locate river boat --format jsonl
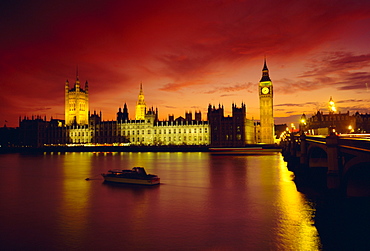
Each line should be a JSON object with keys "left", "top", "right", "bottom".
{"left": 101, "top": 167, "right": 160, "bottom": 185}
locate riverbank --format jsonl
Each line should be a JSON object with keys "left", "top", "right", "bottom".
{"left": 0, "top": 145, "right": 210, "bottom": 154}
{"left": 0, "top": 144, "right": 282, "bottom": 154}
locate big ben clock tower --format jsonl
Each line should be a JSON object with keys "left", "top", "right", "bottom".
{"left": 259, "top": 59, "right": 275, "bottom": 144}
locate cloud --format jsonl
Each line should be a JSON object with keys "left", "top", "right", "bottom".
{"left": 205, "top": 82, "right": 255, "bottom": 94}
{"left": 1, "top": 0, "right": 370, "bottom": 126}
{"left": 297, "top": 51, "right": 370, "bottom": 91}
{"left": 275, "top": 79, "right": 322, "bottom": 94}
{"left": 159, "top": 81, "right": 203, "bottom": 92}
{"left": 336, "top": 99, "right": 367, "bottom": 104}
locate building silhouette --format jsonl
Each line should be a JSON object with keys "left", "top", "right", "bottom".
{"left": 207, "top": 103, "right": 255, "bottom": 147}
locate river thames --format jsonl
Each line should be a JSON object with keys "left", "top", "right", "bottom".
{"left": 0, "top": 152, "right": 369, "bottom": 250}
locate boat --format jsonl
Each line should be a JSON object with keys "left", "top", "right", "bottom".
{"left": 101, "top": 167, "right": 160, "bottom": 185}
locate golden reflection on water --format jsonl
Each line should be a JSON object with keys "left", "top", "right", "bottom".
{"left": 59, "top": 152, "right": 93, "bottom": 246}
{"left": 275, "top": 157, "right": 321, "bottom": 251}
{"left": 37, "top": 152, "right": 323, "bottom": 250}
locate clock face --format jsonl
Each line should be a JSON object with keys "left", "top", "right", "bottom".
{"left": 262, "top": 87, "right": 269, "bottom": 94}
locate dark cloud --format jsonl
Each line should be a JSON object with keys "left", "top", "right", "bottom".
{"left": 297, "top": 52, "right": 370, "bottom": 91}
{"left": 275, "top": 79, "right": 322, "bottom": 94}
{"left": 1, "top": 0, "right": 370, "bottom": 126}
{"left": 275, "top": 101, "right": 322, "bottom": 107}
{"left": 336, "top": 99, "right": 367, "bottom": 103}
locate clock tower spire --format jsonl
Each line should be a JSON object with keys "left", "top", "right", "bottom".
{"left": 135, "top": 82, "right": 146, "bottom": 120}
{"left": 260, "top": 58, "right": 271, "bottom": 82}
{"left": 259, "top": 58, "right": 274, "bottom": 144}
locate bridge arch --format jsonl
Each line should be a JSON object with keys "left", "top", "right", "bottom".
{"left": 306, "top": 145, "right": 328, "bottom": 188}
{"left": 343, "top": 160, "right": 370, "bottom": 197}
{"left": 307, "top": 145, "right": 327, "bottom": 168}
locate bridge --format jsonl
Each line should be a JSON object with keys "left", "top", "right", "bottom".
{"left": 281, "top": 133, "right": 370, "bottom": 197}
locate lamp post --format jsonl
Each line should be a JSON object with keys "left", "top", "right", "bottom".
{"left": 299, "top": 114, "right": 307, "bottom": 134}
{"left": 348, "top": 125, "right": 354, "bottom": 134}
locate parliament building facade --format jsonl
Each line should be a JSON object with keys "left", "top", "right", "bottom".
{"left": 16, "top": 61, "right": 277, "bottom": 148}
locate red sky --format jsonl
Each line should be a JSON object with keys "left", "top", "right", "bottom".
{"left": 1, "top": 0, "right": 370, "bottom": 128}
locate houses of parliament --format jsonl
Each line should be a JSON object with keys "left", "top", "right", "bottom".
{"left": 8, "top": 59, "right": 369, "bottom": 148}
{"left": 8, "top": 60, "right": 273, "bottom": 148}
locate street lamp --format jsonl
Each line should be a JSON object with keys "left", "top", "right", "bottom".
{"left": 348, "top": 125, "right": 354, "bottom": 133}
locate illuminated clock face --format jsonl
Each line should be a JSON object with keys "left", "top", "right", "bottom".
{"left": 262, "top": 87, "right": 269, "bottom": 94}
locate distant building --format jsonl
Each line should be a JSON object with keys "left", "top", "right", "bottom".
{"left": 303, "top": 97, "right": 358, "bottom": 135}
{"left": 18, "top": 116, "right": 67, "bottom": 147}
{"left": 354, "top": 112, "right": 370, "bottom": 133}
{"left": 0, "top": 125, "right": 19, "bottom": 147}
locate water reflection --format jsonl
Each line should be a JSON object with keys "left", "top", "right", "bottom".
{"left": 2, "top": 152, "right": 363, "bottom": 250}
{"left": 59, "top": 152, "right": 93, "bottom": 248}
{"left": 275, "top": 158, "right": 321, "bottom": 250}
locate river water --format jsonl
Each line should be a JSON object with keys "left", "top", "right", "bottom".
{"left": 0, "top": 152, "right": 368, "bottom": 250}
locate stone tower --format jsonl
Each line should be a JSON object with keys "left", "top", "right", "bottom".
{"left": 259, "top": 59, "right": 275, "bottom": 144}
{"left": 65, "top": 73, "right": 89, "bottom": 126}
{"left": 135, "top": 83, "right": 146, "bottom": 120}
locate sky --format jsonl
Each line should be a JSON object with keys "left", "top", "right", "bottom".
{"left": 1, "top": 0, "right": 370, "bottom": 128}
